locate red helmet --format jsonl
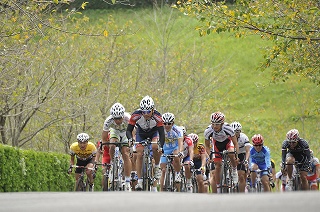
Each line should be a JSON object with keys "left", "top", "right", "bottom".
{"left": 188, "top": 133, "right": 199, "bottom": 144}
{"left": 286, "top": 129, "right": 299, "bottom": 141}
{"left": 211, "top": 112, "right": 225, "bottom": 123}
{"left": 252, "top": 134, "right": 264, "bottom": 145}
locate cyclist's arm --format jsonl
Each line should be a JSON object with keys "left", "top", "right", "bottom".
{"left": 158, "top": 125, "right": 165, "bottom": 148}
{"left": 70, "top": 155, "right": 75, "bottom": 166}
{"left": 102, "top": 130, "right": 109, "bottom": 143}
{"left": 204, "top": 139, "right": 211, "bottom": 156}
{"left": 189, "top": 145, "right": 194, "bottom": 161}
{"left": 201, "top": 152, "right": 206, "bottom": 168}
{"left": 178, "top": 137, "right": 183, "bottom": 152}
{"left": 126, "top": 124, "right": 135, "bottom": 140}
{"left": 231, "top": 135, "right": 240, "bottom": 157}
{"left": 245, "top": 144, "right": 251, "bottom": 162}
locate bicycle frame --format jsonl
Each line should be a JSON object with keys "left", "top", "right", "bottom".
{"left": 72, "top": 165, "right": 95, "bottom": 192}
{"left": 212, "top": 150, "right": 236, "bottom": 193}
{"left": 162, "top": 154, "right": 178, "bottom": 192}
{"left": 101, "top": 142, "right": 127, "bottom": 191}
{"left": 134, "top": 138, "right": 158, "bottom": 191}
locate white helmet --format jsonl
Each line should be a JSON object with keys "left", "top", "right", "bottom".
{"left": 110, "top": 103, "right": 125, "bottom": 118}
{"left": 77, "top": 133, "right": 90, "bottom": 143}
{"left": 140, "top": 95, "right": 154, "bottom": 111}
{"left": 162, "top": 112, "right": 175, "bottom": 123}
{"left": 231, "top": 121, "right": 242, "bottom": 131}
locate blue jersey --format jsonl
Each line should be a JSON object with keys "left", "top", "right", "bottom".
{"left": 249, "top": 146, "right": 271, "bottom": 169}
{"left": 163, "top": 124, "right": 182, "bottom": 150}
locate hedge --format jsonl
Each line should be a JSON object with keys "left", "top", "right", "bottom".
{"left": 0, "top": 144, "right": 103, "bottom": 192}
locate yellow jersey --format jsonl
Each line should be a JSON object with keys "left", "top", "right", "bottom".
{"left": 69, "top": 142, "right": 97, "bottom": 160}
{"left": 193, "top": 143, "right": 205, "bottom": 161}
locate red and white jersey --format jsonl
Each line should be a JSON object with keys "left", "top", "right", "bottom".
{"left": 238, "top": 132, "right": 250, "bottom": 154}
{"left": 182, "top": 135, "right": 193, "bottom": 157}
{"left": 129, "top": 109, "right": 163, "bottom": 133}
{"left": 204, "top": 123, "right": 235, "bottom": 142}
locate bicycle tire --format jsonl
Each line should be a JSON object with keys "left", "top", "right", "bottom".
{"left": 192, "top": 174, "right": 198, "bottom": 193}
{"left": 220, "top": 163, "right": 229, "bottom": 193}
{"left": 111, "top": 157, "right": 118, "bottom": 191}
{"left": 256, "top": 181, "right": 262, "bottom": 192}
{"left": 179, "top": 167, "right": 187, "bottom": 192}
{"left": 294, "top": 176, "right": 301, "bottom": 191}
{"left": 103, "top": 171, "right": 110, "bottom": 191}
{"left": 164, "top": 164, "right": 175, "bottom": 192}
{"left": 142, "top": 153, "right": 149, "bottom": 191}
{"left": 75, "top": 177, "right": 85, "bottom": 191}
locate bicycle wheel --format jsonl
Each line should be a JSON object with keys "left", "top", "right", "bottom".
{"left": 75, "top": 177, "right": 85, "bottom": 191}
{"left": 220, "top": 164, "right": 229, "bottom": 193}
{"left": 164, "top": 164, "right": 175, "bottom": 192}
{"left": 102, "top": 170, "right": 110, "bottom": 191}
{"left": 256, "top": 181, "right": 262, "bottom": 192}
{"left": 111, "top": 157, "right": 118, "bottom": 191}
{"left": 192, "top": 174, "right": 198, "bottom": 193}
{"left": 294, "top": 176, "right": 301, "bottom": 191}
{"left": 142, "top": 154, "right": 149, "bottom": 191}
{"left": 179, "top": 167, "right": 187, "bottom": 192}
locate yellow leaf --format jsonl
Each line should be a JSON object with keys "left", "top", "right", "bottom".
{"left": 53, "top": 0, "right": 59, "bottom": 4}
{"left": 81, "top": 2, "right": 89, "bottom": 9}
{"left": 103, "top": 30, "right": 108, "bottom": 37}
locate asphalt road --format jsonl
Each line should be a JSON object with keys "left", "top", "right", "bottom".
{"left": 1, "top": 191, "right": 319, "bottom": 212}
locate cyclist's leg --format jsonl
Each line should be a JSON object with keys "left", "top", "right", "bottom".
{"left": 159, "top": 157, "right": 167, "bottom": 191}
{"left": 194, "top": 160, "right": 204, "bottom": 193}
{"left": 237, "top": 153, "right": 246, "bottom": 192}
{"left": 300, "top": 170, "right": 309, "bottom": 190}
{"left": 108, "top": 129, "right": 119, "bottom": 162}
{"left": 119, "top": 136, "right": 132, "bottom": 191}
{"left": 250, "top": 163, "right": 258, "bottom": 189}
{"left": 285, "top": 153, "right": 295, "bottom": 179}
{"left": 212, "top": 140, "right": 223, "bottom": 192}
{"left": 150, "top": 132, "right": 161, "bottom": 180}
{"left": 210, "top": 162, "right": 217, "bottom": 193}
{"left": 258, "top": 165, "right": 270, "bottom": 192}
{"left": 85, "top": 158, "right": 95, "bottom": 185}
{"left": 134, "top": 132, "right": 145, "bottom": 189}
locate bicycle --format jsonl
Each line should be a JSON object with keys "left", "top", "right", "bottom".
{"left": 190, "top": 166, "right": 203, "bottom": 193}
{"left": 212, "top": 150, "right": 237, "bottom": 193}
{"left": 71, "top": 165, "right": 95, "bottom": 192}
{"left": 96, "top": 163, "right": 112, "bottom": 191}
{"left": 134, "top": 138, "right": 158, "bottom": 191}
{"left": 178, "top": 163, "right": 187, "bottom": 192}
{"left": 286, "top": 161, "right": 303, "bottom": 191}
{"left": 162, "top": 154, "right": 179, "bottom": 192}
{"left": 101, "top": 141, "right": 127, "bottom": 191}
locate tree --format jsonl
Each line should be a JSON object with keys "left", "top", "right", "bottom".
{"left": 176, "top": 0, "right": 320, "bottom": 84}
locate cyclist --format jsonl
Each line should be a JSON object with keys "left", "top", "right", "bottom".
{"left": 126, "top": 95, "right": 165, "bottom": 191}
{"left": 230, "top": 121, "right": 250, "bottom": 193}
{"left": 275, "top": 163, "right": 287, "bottom": 192}
{"left": 68, "top": 133, "right": 97, "bottom": 191}
{"left": 249, "top": 134, "right": 271, "bottom": 192}
{"left": 188, "top": 133, "right": 207, "bottom": 193}
{"left": 282, "top": 129, "right": 311, "bottom": 191}
{"left": 204, "top": 111, "right": 240, "bottom": 193}
{"left": 159, "top": 113, "right": 183, "bottom": 191}
{"left": 180, "top": 126, "right": 194, "bottom": 192}
{"left": 101, "top": 102, "right": 132, "bottom": 191}
{"left": 306, "top": 149, "right": 320, "bottom": 190}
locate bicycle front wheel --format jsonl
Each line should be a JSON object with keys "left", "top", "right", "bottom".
{"left": 164, "top": 165, "right": 175, "bottom": 192}
{"left": 102, "top": 171, "right": 110, "bottom": 191}
{"left": 75, "top": 177, "right": 85, "bottom": 192}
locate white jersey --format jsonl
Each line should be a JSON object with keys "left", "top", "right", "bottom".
{"left": 238, "top": 133, "right": 250, "bottom": 154}
{"left": 204, "top": 123, "right": 235, "bottom": 142}
{"left": 102, "top": 112, "right": 131, "bottom": 137}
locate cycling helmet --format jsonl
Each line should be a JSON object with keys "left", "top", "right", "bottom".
{"left": 162, "top": 112, "right": 175, "bottom": 123}
{"left": 188, "top": 133, "right": 199, "bottom": 144}
{"left": 211, "top": 111, "right": 225, "bottom": 123}
{"left": 252, "top": 134, "right": 264, "bottom": 145}
{"left": 140, "top": 95, "right": 154, "bottom": 111}
{"left": 286, "top": 129, "right": 299, "bottom": 141}
{"left": 180, "top": 126, "right": 187, "bottom": 135}
{"left": 77, "top": 133, "right": 90, "bottom": 143}
{"left": 110, "top": 103, "right": 125, "bottom": 118}
{"left": 231, "top": 121, "right": 242, "bottom": 131}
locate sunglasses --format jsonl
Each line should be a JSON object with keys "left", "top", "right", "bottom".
{"left": 235, "top": 130, "right": 241, "bottom": 133}
{"left": 253, "top": 144, "right": 263, "bottom": 147}
{"left": 211, "top": 123, "right": 222, "bottom": 126}
{"left": 142, "top": 110, "right": 151, "bottom": 114}
{"left": 164, "top": 122, "right": 173, "bottom": 126}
